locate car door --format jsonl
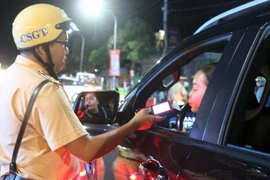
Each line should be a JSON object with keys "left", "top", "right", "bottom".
{"left": 112, "top": 26, "right": 244, "bottom": 179}
{"left": 114, "top": 21, "right": 270, "bottom": 179}
{"left": 185, "top": 24, "right": 270, "bottom": 180}
{"left": 72, "top": 90, "right": 120, "bottom": 179}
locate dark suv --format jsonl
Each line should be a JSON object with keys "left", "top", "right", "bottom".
{"left": 74, "top": 1, "right": 270, "bottom": 179}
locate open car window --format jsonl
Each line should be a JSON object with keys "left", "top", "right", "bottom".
{"left": 145, "top": 37, "right": 230, "bottom": 134}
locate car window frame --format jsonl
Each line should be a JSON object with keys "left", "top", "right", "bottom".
{"left": 223, "top": 24, "right": 270, "bottom": 156}
{"left": 128, "top": 32, "right": 245, "bottom": 139}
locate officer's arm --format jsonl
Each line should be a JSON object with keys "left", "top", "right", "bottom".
{"left": 64, "top": 121, "right": 134, "bottom": 162}
{"left": 63, "top": 108, "right": 157, "bottom": 162}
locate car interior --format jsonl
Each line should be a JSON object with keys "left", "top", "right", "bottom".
{"left": 146, "top": 47, "right": 225, "bottom": 133}
{"left": 227, "top": 33, "right": 270, "bottom": 154}
{"left": 144, "top": 31, "right": 270, "bottom": 155}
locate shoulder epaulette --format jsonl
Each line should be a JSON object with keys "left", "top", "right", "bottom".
{"left": 37, "top": 70, "right": 62, "bottom": 86}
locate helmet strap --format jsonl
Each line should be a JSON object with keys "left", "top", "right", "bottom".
{"left": 32, "top": 45, "right": 59, "bottom": 80}
{"left": 43, "top": 45, "right": 59, "bottom": 80}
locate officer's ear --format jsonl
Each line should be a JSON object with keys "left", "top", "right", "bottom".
{"left": 36, "top": 45, "right": 46, "bottom": 55}
{"left": 34, "top": 45, "right": 48, "bottom": 61}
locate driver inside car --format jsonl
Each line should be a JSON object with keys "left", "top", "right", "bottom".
{"left": 179, "top": 62, "right": 217, "bottom": 132}
{"left": 158, "top": 62, "right": 217, "bottom": 130}
{"left": 112, "top": 62, "right": 217, "bottom": 179}
{"left": 188, "top": 63, "right": 217, "bottom": 113}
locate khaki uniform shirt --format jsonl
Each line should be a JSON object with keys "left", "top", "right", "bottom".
{"left": 0, "top": 55, "right": 88, "bottom": 179}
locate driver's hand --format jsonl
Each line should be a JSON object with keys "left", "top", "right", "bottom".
{"left": 131, "top": 108, "right": 165, "bottom": 130}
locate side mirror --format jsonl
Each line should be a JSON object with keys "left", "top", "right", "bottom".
{"left": 73, "top": 90, "right": 119, "bottom": 124}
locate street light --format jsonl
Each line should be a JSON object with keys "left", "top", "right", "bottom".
{"left": 74, "top": 32, "right": 85, "bottom": 72}
{"left": 81, "top": 0, "right": 118, "bottom": 89}
{"left": 104, "top": 10, "right": 118, "bottom": 90}
{"left": 105, "top": 10, "right": 117, "bottom": 50}
{"left": 81, "top": 0, "right": 117, "bottom": 50}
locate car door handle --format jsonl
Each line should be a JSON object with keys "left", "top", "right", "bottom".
{"left": 139, "top": 157, "right": 169, "bottom": 180}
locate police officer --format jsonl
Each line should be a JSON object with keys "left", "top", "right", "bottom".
{"left": 0, "top": 4, "right": 164, "bottom": 179}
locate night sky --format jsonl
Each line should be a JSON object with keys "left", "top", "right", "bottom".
{"left": 0, "top": 0, "right": 252, "bottom": 69}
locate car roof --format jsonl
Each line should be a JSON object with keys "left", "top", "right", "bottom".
{"left": 194, "top": 0, "right": 269, "bottom": 35}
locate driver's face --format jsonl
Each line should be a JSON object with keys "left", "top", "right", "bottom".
{"left": 85, "top": 93, "right": 99, "bottom": 111}
{"left": 188, "top": 70, "right": 208, "bottom": 113}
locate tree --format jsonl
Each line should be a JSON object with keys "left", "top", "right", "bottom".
{"left": 88, "top": 45, "right": 109, "bottom": 72}
{"left": 107, "top": 18, "right": 156, "bottom": 72}
{"left": 65, "top": 34, "right": 85, "bottom": 74}
{"left": 83, "top": 17, "right": 156, "bottom": 79}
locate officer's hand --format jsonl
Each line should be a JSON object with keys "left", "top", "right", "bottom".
{"left": 131, "top": 108, "right": 165, "bottom": 130}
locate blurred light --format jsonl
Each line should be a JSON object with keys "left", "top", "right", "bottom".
{"left": 81, "top": 0, "right": 103, "bottom": 16}
{"left": 94, "top": 69, "right": 98, "bottom": 72}
{"left": 129, "top": 172, "right": 142, "bottom": 180}
{"left": 80, "top": 170, "right": 86, "bottom": 177}
{"left": 159, "top": 30, "right": 165, "bottom": 40}
{"left": 130, "top": 174, "right": 137, "bottom": 180}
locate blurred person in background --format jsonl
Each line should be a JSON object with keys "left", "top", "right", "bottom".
{"left": 167, "top": 76, "right": 188, "bottom": 108}
{"left": 256, "top": 77, "right": 270, "bottom": 107}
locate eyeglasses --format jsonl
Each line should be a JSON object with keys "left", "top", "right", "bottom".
{"left": 54, "top": 41, "right": 69, "bottom": 49}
